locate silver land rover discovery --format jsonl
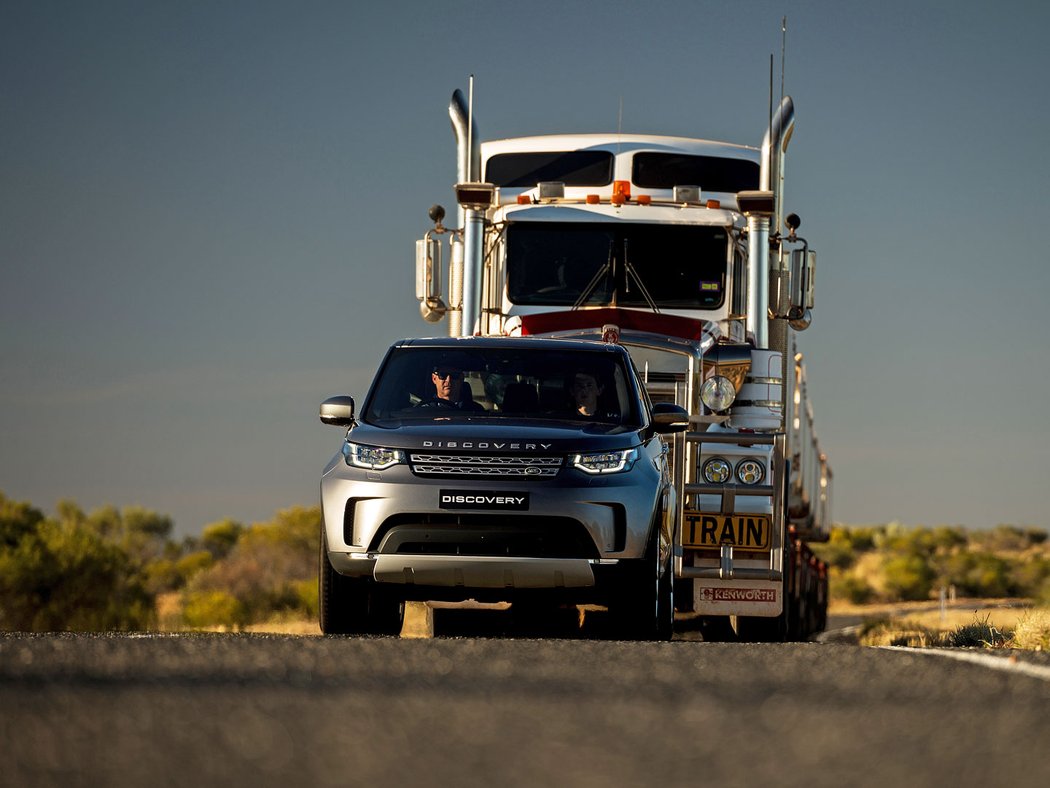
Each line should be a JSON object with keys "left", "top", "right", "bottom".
{"left": 318, "top": 336, "right": 687, "bottom": 639}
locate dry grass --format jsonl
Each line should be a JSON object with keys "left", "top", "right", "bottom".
{"left": 857, "top": 603, "right": 1050, "bottom": 650}
{"left": 1010, "top": 609, "right": 1050, "bottom": 651}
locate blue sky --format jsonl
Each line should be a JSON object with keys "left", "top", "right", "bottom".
{"left": 2, "top": 0, "right": 1049, "bottom": 535}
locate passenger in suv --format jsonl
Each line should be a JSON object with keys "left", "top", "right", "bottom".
{"left": 570, "top": 370, "right": 602, "bottom": 416}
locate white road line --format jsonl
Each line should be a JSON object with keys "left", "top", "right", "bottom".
{"left": 879, "top": 646, "right": 1050, "bottom": 682}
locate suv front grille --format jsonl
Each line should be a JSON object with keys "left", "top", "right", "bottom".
{"left": 409, "top": 454, "right": 562, "bottom": 478}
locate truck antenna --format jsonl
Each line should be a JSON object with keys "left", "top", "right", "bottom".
{"left": 768, "top": 54, "right": 774, "bottom": 154}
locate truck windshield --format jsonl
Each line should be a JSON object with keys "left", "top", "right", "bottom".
{"left": 505, "top": 222, "right": 727, "bottom": 309}
{"left": 364, "top": 346, "right": 641, "bottom": 427}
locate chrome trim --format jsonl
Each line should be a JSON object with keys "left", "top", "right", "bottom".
{"left": 411, "top": 454, "right": 562, "bottom": 465}
{"left": 734, "top": 399, "right": 783, "bottom": 409}
{"left": 685, "top": 482, "right": 774, "bottom": 498}
{"left": 410, "top": 453, "right": 562, "bottom": 478}
{"left": 373, "top": 555, "right": 595, "bottom": 588}
{"left": 413, "top": 465, "right": 559, "bottom": 477}
{"left": 678, "top": 566, "right": 783, "bottom": 581}
{"left": 675, "top": 431, "right": 787, "bottom": 587}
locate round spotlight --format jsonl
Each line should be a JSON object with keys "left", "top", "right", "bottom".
{"left": 735, "top": 458, "right": 765, "bottom": 485}
{"left": 700, "top": 375, "right": 736, "bottom": 412}
{"left": 702, "top": 457, "right": 733, "bottom": 483}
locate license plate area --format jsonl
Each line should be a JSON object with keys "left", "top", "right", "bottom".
{"left": 682, "top": 512, "right": 771, "bottom": 551}
{"left": 439, "top": 490, "right": 530, "bottom": 511}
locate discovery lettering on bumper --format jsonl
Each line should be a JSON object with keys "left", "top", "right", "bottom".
{"left": 439, "top": 490, "right": 530, "bottom": 510}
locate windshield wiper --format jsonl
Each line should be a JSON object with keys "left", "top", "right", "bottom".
{"left": 571, "top": 239, "right": 615, "bottom": 310}
{"left": 622, "top": 238, "right": 660, "bottom": 313}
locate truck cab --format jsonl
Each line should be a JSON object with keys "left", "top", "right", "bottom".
{"left": 362, "top": 87, "right": 831, "bottom": 640}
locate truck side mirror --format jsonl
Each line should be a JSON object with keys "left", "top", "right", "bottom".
{"left": 415, "top": 235, "right": 447, "bottom": 322}
{"left": 320, "top": 396, "right": 356, "bottom": 426}
{"left": 651, "top": 402, "right": 689, "bottom": 434}
{"left": 789, "top": 248, "right": 816, "bottom": 321}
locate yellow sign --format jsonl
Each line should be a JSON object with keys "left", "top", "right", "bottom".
{"left": 682, "top": 512, "right": 771, "bottom": 551}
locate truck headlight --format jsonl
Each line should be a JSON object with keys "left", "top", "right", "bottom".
{"left": 701, "top": 457, "right": 732, "bottom": 483}
{"left": 735, "top": 458, "right": 765, "bottom": 485}
{"left": 572, "top": 448, "right": 638, "bottom": 474}
{"left": 342, "top": 441, "right": 406, "bottom": 470}
{"left": 700, "top": 375, "right": 736, "bottom": 412}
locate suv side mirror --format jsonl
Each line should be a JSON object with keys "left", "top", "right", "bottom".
{"left": 320, "top": 396, "right": 356, "bottom": 426}
{"left": 651, "top": 402, "right": 689, "bottom": 434}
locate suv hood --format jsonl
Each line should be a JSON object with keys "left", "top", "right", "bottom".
{"left": 348, "top": 421, "right": 645, "bottom": 453}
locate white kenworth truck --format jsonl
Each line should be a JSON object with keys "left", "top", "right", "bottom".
{"left": 407, "top": 88, "right": 832, "bottom": 641}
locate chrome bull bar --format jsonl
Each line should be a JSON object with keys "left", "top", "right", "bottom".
{"left": 672, "top": 430, "right": 786, "bottom": 581}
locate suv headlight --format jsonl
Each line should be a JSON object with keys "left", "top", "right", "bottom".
{"left": 342, "top": 441, "right": 406, "bottom": 470}
{"left": 700, "top": 375, "right": 736, "bottom": 412}
{"left": 572, "top": 448, "right": 638, "bottom": 474}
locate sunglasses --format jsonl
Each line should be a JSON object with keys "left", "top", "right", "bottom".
{"left": 434, "top": 369, "right": 464, "bottom": 380}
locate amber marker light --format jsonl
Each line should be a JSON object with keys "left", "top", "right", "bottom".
{"left": 706, "top": 199, "right": 721, "bottom": 209}
{"left": 611, "top": 193, "right": 626, "bottom": 206}
{"left": 516, "top": 194, "right": 531, "bottom": 204}
{"left": 637, "top": 194, "right": 652, "bottom": 205}
{"left": 586, "top": 194, "right": 600, "bottom": 204}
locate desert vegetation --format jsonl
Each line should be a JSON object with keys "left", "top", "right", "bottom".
{"left": 4, "top": 490, "right": 1049, "bottom": 641}
{"left": 1, "top": 490, "right": 318, "bottom": 632}
{"left": 812, "top": 522, "right": 1050, "bottom": 606}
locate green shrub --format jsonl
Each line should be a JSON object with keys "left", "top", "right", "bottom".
{"left": 185, "top": 506, "right": 321, "bottom": 626}
{"left": 175, "top": 550, "right": 214, "bottom": 581}
{"left": 832, "top": 572, "right": 874, "bottom": 604}
{"left": 294, "top": 579, "right": 319, "bottom": 619}
{"left": 182, "top": 590, "right": 247, "bottom": 630}
{"left": 939, "top": 551, "right": 1013, "bottom": 598}
{"left": 0, "top": 514, "right": 154, "bottom": 631}
{"left": 201, "top": 519, "right": 244, "bottom": 558}
{"left": 946, "top": 614, "right": 1009, "bottom": 648}
{"left": 973, "top": 525, "right": 1046, "bottom": 553}
{"left": 881, "top": 553, "right": 935, "bottom": 601}
{"left": 0, "top": 493, "right": 44, "bottom": 547}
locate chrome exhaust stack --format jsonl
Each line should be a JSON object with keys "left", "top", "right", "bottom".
{"left": 449, "top": 88, "right": 482, "bottom": 337}
{"left": 744, "top": 96, "right": 795, "bottom": 349}
{"left": 761, "top": 96, "right": 795, "bottom": 236}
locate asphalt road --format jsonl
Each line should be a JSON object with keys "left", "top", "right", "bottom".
{"left": 2, "top": 630, "right": 1049, "bottom": 788}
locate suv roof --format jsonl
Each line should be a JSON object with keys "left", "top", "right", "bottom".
{"left": 395, "top": 336, "right": 628, "bottom": 354}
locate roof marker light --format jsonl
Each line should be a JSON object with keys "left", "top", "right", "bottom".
{"left": 516, "top": 194, "right": 531, "bottom": 205}
{"left": 706, "top": 199, "right": 721, "bottom": 209}
{"left": 637, "top": 194, "right": 652, "bottom": 205}
{"left": 586, "top": 194, "right": 600, "bottom": 204}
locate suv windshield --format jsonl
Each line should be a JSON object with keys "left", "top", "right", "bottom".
{"left": 506, "top": 222, "right": 728, "bottom": 309}
{"left": 364, "top": 346, "right": 641, "bottom": 426}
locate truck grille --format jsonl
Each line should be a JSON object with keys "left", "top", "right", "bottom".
{"left": 409, "top": 453, "right": 562, "bottom": 478}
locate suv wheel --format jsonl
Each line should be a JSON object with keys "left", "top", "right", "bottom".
{"left": 609, "top": 517, "right": 674, "bottom": 641}
{"left": 318, "top": 527, "right": 405, "bottom": 636}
